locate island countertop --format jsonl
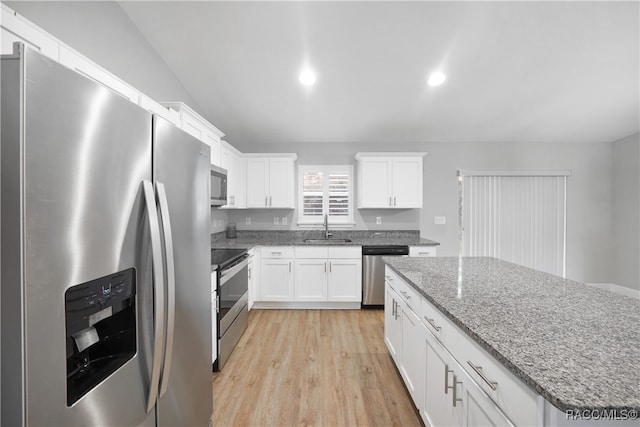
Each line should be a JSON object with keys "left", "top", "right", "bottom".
{"left": 382, "top": 256, "right": 640, "bottom": 413}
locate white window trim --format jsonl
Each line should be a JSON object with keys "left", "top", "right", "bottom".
{"left": 297, "top": 165, "right": 355, "bottom": 227}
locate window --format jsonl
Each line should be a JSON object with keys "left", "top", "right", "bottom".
{"left": 298, "top": 165, "right": 354, "bottom": 226}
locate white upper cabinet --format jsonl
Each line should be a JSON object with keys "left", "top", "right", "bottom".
{"left": 220, "top": 141, "right": 246, "bottom": 209}
{"left": 245, "top": 154, "right": 297, "bottom": 209}
{"left": 355, "top": 153, "right": 425, "bottom": 209}
{"left": 160, "top": 102, "right": 225, "bottom": 166}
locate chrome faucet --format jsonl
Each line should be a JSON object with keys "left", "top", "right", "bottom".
{"left": 324, "top": 213, "right": 332, "bottom": 239}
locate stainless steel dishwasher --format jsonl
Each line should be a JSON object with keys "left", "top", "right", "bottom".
{"left": 362, "top": 245, "right": 409, "bottom": 307}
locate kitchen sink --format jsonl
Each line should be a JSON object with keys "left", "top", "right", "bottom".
{"left": 302, "top": 238, "right": 352, "bottom": 244}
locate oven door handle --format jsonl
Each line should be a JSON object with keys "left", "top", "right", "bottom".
{"left": 220, "top": 257, "right": 249, "bottom": 286}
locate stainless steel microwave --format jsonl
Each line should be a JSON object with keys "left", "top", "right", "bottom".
{"left": 211, "top": 165, "right": 228, "bottom": 206}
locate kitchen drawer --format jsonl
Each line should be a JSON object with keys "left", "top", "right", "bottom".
{"left": 386, "top": 268, "right": 420, "bottom": 314}
{"left": 328, "top": 246, "right": 361, "bottom": 258}
{"left": 420, "top": 296, "right": 459, "bottom": 355}
{"left": 409, "top": 246, "right": 437, "bottom": 257}
{"left": 294, "top": 246, "right": 328, "bottom": 259}
{"left": 459, "top": 333, "right": 538, "bottom": 427}
{"left": 260, "top": 246, "right": 294, "bottom": 259}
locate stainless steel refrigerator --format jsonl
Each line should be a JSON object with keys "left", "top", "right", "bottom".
{"left": 1, "top": 44, "right": 212, "bottom": 426}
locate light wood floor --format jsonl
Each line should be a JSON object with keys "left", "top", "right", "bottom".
{"left": 212, "top": 309, "right": 422, "bottom": 427}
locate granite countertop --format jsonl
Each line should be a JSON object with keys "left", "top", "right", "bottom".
{"left": 211, "top": 230, "right": 440, "bottom": 250}
{"left": 383, "top": 256, "right": 640, "bottom": 414}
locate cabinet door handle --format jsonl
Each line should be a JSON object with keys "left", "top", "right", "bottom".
{"left": 324, "top": 261, "right": 327, "bottom": 272}
{"left": 424, "top": 317, "right": 441, "bottom": 331}
{"left": 395, "top": 300, "right": 400, "bottom": 320}
{"left": 452, "top": 374, "right": 462, "bottom": 407}
{"left": 400, "top": 290, "right": 411, "bottom": 300}
{"left": 391, "top": 299, "right": 396, "bottom": 317}
{"left": 389, "top": 196, "right": 393, "bottom": 206}
{"left": 393, "top": 196, "right": 397, "bottom": 206}
{"left": 289, "top": 262, "right": 291, "bottom": 273}
{"left": 248, "top": 267, "right": 251, "bottom": 279}
{"left": 467, "top": 361, "right": 498, "bottom": 390}
{"left": 265, "top": 196, "right": 268, "bottom": 207}
{"left": 269, "top": 196, "right": 272, "bottom": 206}
{"left": 444, "top": 364, "right": 454, "bottom": 394}
{"left": 329, "top": 262, "right": 332, "bottom": 273}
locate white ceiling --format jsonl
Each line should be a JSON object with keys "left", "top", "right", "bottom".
{"left": 118, "top": 1, "right": 639, "bottom": 146}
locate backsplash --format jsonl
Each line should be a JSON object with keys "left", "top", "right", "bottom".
{"left": 211, "top": 229, "right": 420, "bottom": 244}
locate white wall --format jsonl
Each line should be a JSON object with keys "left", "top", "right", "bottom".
{"left": 237, "top": 141, "right": 618, "bottom": 286}
{"left": 4, "top": 1, "right": 201, "bottom": 109}
{"left": 7, "top": 1, "right": 633, "bottom": 288}
{"left": 612, "top": 133, "right": 640, "bottom": 290}
{"left": 418, "top": 141, "right": 614, "bottom": 286}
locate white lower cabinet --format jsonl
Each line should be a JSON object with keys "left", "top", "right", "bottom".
{"left": 259, "top": 247, "right": 294, "bottom": 301}
{"left": 260, "top": 259, "right": 293, "bottom": 301}
{"left": 400, "top": 304, "right": 425, "bottom": 407}
{"left": 422, "top": 326, "right": 513, "bottom": 427}
{"left": 247, "top": 248, "right": 258, "bottom": 309}
{"left": 326, "top": 258, "right": 361, "bottom": 302}
{"left": 293, "top": 246, "right": 362, "bottom": 303}
{"left": 423, "top": 329, "right": 462, "bottom": 426}
{"left": 294, "top": 259, "right": 327, "bottom": 301}
{"left": 385, "top": 266, "right": 539, "bottom": 427}
{"left": 384, "top": 285, "right": 402, "bottom": 364}
{"left": 462, "top": 370, "right": 514, "bottom": 427}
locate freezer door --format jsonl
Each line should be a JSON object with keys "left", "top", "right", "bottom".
{"left": 2, "top": 48, "right": 156, "bottom": 426}
{"left": 153, "top": 117, "right": 213, "bottom": 426}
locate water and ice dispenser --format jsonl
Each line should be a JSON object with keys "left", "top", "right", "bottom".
{"left": 64, "top": 268, "right": 137, "bottom": 406}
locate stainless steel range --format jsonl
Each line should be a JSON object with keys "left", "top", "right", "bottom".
{"left": 211, "top": 248, "right": 249, "bottom": 370}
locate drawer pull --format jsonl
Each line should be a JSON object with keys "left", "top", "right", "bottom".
{"left": 467, "top": 361, "right": 498, "bottom": 390}
{"left": 452, "top": 374, "right": 462, "bottom": 407}
{"left": 400, "top": 290, "right": 411, "bottom": 300}
{"left": 424, "top": 317, "right": 442, "bottom": 331}
{"left": 271, "top": 251, "right": 282, "bottom": 255}
{"left": 444, "top": 364, "right": 454, "bottom": 394}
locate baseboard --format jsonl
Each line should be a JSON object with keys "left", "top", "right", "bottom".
{"left": 251, "top": 301, "right": 361, "bottom": 310}
{"left": 587, "top": 283, "right": 639, "bottom": 299}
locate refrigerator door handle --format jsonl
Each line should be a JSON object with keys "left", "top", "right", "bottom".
{"left": 142, "top": 180, "right": 166, "bottom": 413}
{"left": 156, "top": 182, "right": 176, "bottom": 397}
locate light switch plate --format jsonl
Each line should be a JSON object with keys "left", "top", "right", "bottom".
{"left": 281, "top": 217, "right": 288, "bottom": 225}
{"left": 435, "top": 216, "right": 446, "bottom": 225}
{"left": 273, "top": 217, "right": 280, "bottom": 225}
{"left": 245, "top": 217, "right": 251, "bottom": 225}
{"left": 376, "top": 217, "right": 382, "bottom": 225}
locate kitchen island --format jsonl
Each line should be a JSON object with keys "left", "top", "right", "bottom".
{"left": 383, "top": 256, "right": 640, "bottom": 426}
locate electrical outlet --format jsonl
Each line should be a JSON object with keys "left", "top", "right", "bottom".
{"left": 281, "top": 217, "right": 288, "bottom": 225}
{"left": 273, "top": 217, "right": 280, "bottom": 225}
{"left": 435, "top": 216, "right": 446, "bottom": 225}
{"left": 245, "top": 217, "right": 251, "bottom": 225}
{"left": 376, "top": 216, "right": 382, "bottom": 225}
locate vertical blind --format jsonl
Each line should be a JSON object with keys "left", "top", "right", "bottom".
{"left": 459, "top": 170, "right": 570, "bottom": 277}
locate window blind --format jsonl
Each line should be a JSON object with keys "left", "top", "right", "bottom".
{"left": 458, "top": 170, "right": 570, "bottom": 277}
{"left": 298, "top": 165, "right": 354, "bottom": 225}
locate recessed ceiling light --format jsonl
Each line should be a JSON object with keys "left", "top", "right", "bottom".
{"left": 427, "top": 71, "right": 446, "bottom": 87}
{"left": 299, "top": 69, "right": 317, "bottom": 86}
